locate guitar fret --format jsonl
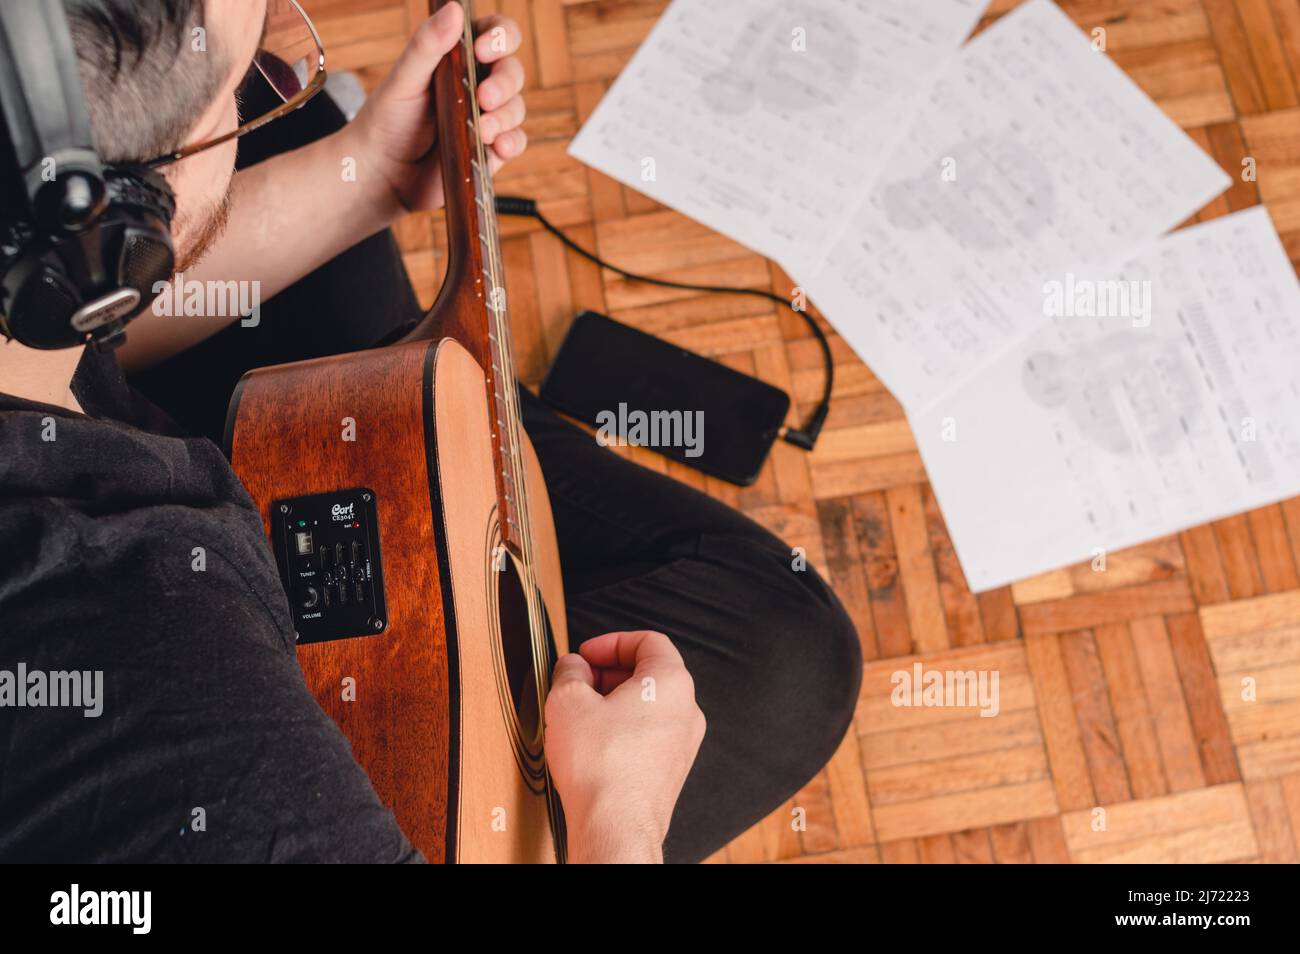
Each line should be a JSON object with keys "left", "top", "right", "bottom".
{"left": 451, "top": 10, "right": 538, "bottom": 576}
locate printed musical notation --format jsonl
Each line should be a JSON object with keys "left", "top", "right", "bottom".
{"left": 913, "top": 207, "right": 1300, "bottom": 591}
{"left": 568, "top": 0, "right": 989, "bottom": 274}
{"left": 568, "top": 0, "right": 1300, "bottom": 593}
{"left": 795, "top": 0, "right": 1232, "bottom": 410}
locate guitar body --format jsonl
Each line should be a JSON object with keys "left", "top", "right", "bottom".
{"left": 227, "top": 0, "right": 572, "bottom": 862}
{"left": 228, "top": 338, "right": 567, "bottom": 863}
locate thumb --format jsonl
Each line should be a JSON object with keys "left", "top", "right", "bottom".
{"left": 380, "top": 2, "right": 466, "bottom": 101}
{"left": 550, "top": 653, "right": 597, "bottom": 693}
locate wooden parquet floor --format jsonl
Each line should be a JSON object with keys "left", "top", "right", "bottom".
{"left": 304, "top": 0, "right": 1300, "bottom": 863}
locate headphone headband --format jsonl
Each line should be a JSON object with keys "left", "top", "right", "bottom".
{"left": 0, "top": 0, "right": 176, "bottom": 352}
{"left": 0, "top": 0, "right": 103, "bottom": 225}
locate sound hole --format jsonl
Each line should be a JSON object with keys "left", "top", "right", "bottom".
{"left": 495, "top": 556, "right": 542, "bottom": 747}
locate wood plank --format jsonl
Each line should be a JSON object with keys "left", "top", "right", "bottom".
{"left": 867, "top": 744, "right": 1050, "bottom": 806}
{"left": 952, "top": 829, "right": 996, "bottom": 864}
{"left": 886, "top": 484, "right": 949, "bottom": 654}
{"left": 1012, "top": 538, "right": 1186, "bottom": 605}
{"left": 1094, "top": 622, "right": 1168, "bottom": 799}
{"left": 1247, "top": 504, "right": 1300, "bottom": 592}
{"left": 1061, "top": 783, "right": 1258, "bottom": 863}
{"left": 1018, "top": 579, "right": 1196, "bottom": 636}
{"left": 1025, "top": 631, "right": 1097, "bottom": 811}
{"left": 1200, "top": 587, "right": 1300, "bottom": 639}
{"left": 923, "top": 485, "right": 986, "bottom": 647}
{"left": 792, "top": 771, "right": 838, "bottom": 856}
{"left": 1168, "top": 612, "right": 1242, "bottom": 784}
{"left": 1213, "top": 513, "right": 1266, "bottom": 599}
{"left": 860, "top": 708, "right": 1045, "bottom": 771}
{"left": 1026, "top": 815, "right": 1071, "bottom": 863}
{"left": 978, "top": 586, "right": 1022, "bottom": 642}
{"left": 817, "top": 498, "right": 880, "bottom": 662}
{"left": 825, "top": 726, "right": 877, "bottom": 849}
{"left": 989, "top": 822, "right": 1034, "bottom": 864}
{"left": 778, "top": 846, "right": 880, "bottom": 864}
{"left": 878, "top": 839, "right": 921, "bottom": 864}
{"left": 531, "top": 0, "right": 573, "bottom": 87}
{"left": 872, "top": 779, "right": 1060, "bottom": 842}
{"left": 1238, "top": 0, "right": 1300, "bottom": 109}
{"left": 1180, "top": 523, "right": 1233, "bottom": 604}
{"left": 853, "top": 493, "right": 915, "bottom": 659}
{"left": 1204, "top": 0, "right": 1269, "bottom": 114}
{"left": 1060, "top": 630, "right": 1133, "bottom": 805}
{"left": 1130, "top": 616, "right": 1209, "bottom": 792}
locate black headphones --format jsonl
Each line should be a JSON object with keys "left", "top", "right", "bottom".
{"left": 0, "top": 0, "right": 176, "bottom": 352}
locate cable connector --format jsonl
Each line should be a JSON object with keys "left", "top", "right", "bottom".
{"left": 495, "top": 195, "right": 538, "bottom": 218}
{"left": 782, "top": 403, "right": 828, "bottom": 451}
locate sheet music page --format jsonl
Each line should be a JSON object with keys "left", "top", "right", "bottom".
{"left": 797, "top": 0, "right": 1232, "bottom": 411}
{"left": 910, "top": 207, "right": 1300, "bottom": 592}
{"left": 568, "top": 0, "right": 989, "bottom": 273}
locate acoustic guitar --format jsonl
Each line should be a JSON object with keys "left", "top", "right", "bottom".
{"left": 225, "top": 0, "right": 567, "bottom": 863}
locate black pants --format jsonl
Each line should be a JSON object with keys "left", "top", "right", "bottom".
{"left": 131, "top": 87, "right": 862, "bottom": 864}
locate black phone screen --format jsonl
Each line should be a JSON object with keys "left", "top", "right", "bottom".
{"left": 539, "top": 311, "right": 790, "bottom": 486}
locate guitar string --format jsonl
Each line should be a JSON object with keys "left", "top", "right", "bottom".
{"left": 459, "top": 10, "right": 564, "bottom": 855}
{"left": 462, "top": 28, "right": 545, "bottom": 693}
{"left": 469, "top": 45, "right": 567, "bottom": 855}
{"left": 459, "top": 24, "right": 535, "bottom": 622}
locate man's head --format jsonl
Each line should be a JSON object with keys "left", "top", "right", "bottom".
{"left": 67, "top": 0, "right": 269, "bottom": 270}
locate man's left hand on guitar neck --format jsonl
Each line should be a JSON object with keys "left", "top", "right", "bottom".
{"left": 119, "top": 1, "right": 529, "bottom": 371}
{"left": 349, "top": 2, "right": 528, "bottom": 217}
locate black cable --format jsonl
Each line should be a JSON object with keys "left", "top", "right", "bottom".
{"left": 495, "top": 196, "right": 832, "bottom": 451}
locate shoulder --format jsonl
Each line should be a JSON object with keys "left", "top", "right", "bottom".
{"left": 0, "top": 417, "right": 419, "bottom": 862}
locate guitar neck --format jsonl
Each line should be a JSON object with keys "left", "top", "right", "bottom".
{"left": 404, "top": 0, "right": 526, "bottom": 556}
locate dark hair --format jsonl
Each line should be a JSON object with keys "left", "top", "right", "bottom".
{"left": 66, "top": 0, "right": 228, "bottom": 162}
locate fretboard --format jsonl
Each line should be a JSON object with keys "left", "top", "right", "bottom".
{"left": 405, "top": 0, "right": 529, "bottom": 557}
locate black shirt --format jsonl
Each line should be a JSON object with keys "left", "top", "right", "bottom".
{"left": 0, "top": 348, "right": 419, "bottom": 862}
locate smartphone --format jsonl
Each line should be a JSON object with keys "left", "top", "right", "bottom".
{"left": 539, "top": 311, "right": 790, "bottom": 486}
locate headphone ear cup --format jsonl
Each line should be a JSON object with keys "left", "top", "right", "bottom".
{"left": 104, "top": 165, "right": 175, "bottom": 304}
{"left": 117, "top": 219, "right": 174, "bottom": 297}
{"left": 3, "top": 260, "right": 82, "bottom": 350}
{"left": 0, "top": 164, "right": 176, "bottom": 351}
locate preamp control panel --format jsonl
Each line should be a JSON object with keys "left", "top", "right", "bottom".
{"left": 270, "top": 488, "right": 388, "bottom": 645}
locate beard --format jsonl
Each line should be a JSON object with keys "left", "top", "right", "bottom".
{"left": 172, "top": 186, "right": 234, "bottom": 273}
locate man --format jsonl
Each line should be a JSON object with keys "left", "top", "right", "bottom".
{"left": 0, "top": 0, "right": 861, "bottom": 863}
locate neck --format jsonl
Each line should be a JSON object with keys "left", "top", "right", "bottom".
{"left": 0, "top": 339, "right": 84, "bottom": 412}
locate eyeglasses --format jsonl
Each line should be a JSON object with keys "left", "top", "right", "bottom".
{"left": 146, "top": 0, "right": 327, "bottom": 168}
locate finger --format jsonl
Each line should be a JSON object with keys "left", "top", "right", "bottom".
{"left": 480, "top": 96, "right": 526, "bottom": 145}
{"left": 579, "top": 630, "right": 685, "bottom": 674}
{"left": 473, "top": 15, "right": 523, "bottom": 63}
{"left": 477, "top": 56, "right": 525, "bottom": 112}
{"left": 382, "top": 3, "right": 465, "bottom": 101}
{"left": 491, "top": 127, "right": 528, "bottom": 163}
{"left": 550, "top": 652, "right": 597, "bottom": 692}
{"left": 593, "top": 666, "right": 634, "bottom": 695}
